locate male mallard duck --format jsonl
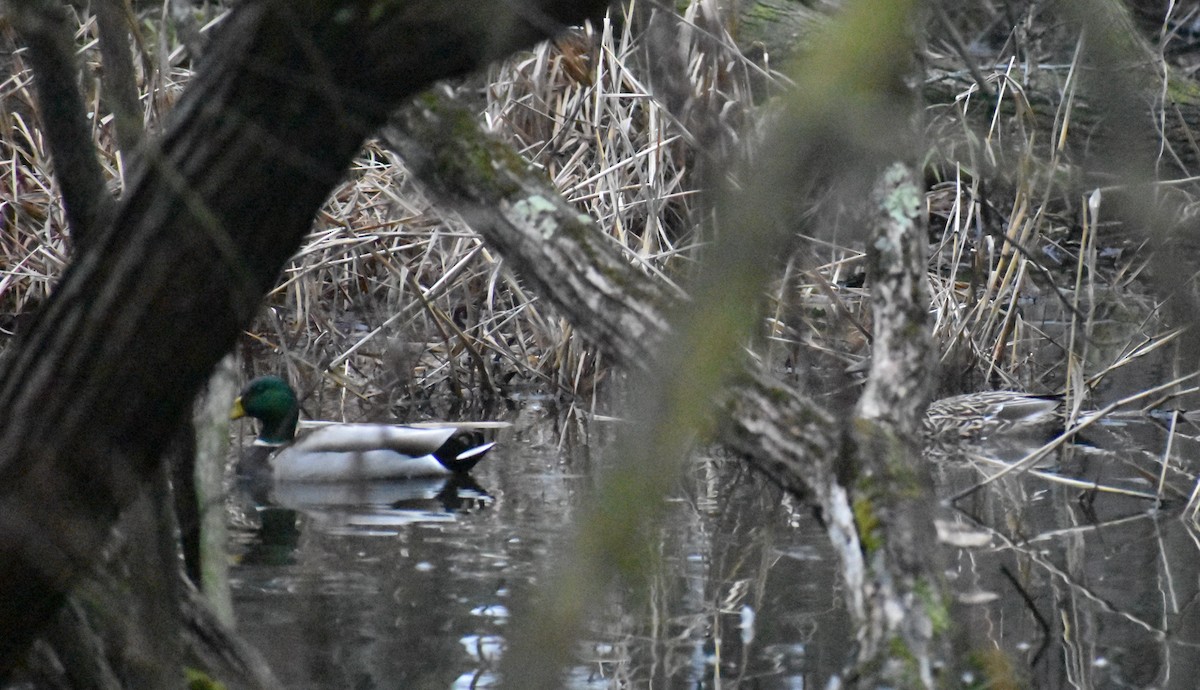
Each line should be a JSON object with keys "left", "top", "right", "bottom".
{"left": 924, "top": 390, "right": 1062, "bottom": 441}
{"left": 231, "top": 376, "right": 495, "bottom": 481}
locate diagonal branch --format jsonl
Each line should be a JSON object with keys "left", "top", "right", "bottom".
{"left": 7, "top": 0, "right": 116, "bottom": 250}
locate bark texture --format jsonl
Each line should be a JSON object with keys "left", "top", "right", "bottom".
{"left": 848, "top": 163, "right": 945, "bottom": 686}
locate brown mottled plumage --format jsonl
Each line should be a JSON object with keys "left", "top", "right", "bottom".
{"left": 924, "top": 391, "right": 1062, "bottom": 441}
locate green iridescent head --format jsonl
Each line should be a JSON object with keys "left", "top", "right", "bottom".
{"left": 231, "top": 376, "right": 300, "bottom": 445}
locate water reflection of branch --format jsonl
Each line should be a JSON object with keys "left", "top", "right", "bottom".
{"left": 951, "top": 371, "right": 1200, "bottom": 502}
{"left": 1018, "top": 511, "right": 1158, "bottom": 545}
{"left": 951, "top": 508, "right": 1165, "bottom": 636}
{"left": 999, "top": 565, "right": 1051, "bottom": 665}
{"left": 959, "top": 452, "right": 1161, "bottom": 501}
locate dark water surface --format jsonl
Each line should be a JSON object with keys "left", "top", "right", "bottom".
{"left": 932, "top": 415, "right": 1200, "bottom": 690}
{"left": 231, "top": 403, "right": 849, "bottom": 688}
{"left": 231, "top": 391, "right": 1200, "bottom": 688}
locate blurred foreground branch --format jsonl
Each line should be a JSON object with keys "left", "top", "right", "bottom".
{"left": 385, "top": 6, "right": 950, "bottom": 669}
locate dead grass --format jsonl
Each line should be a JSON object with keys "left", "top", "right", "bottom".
{"left": 0, "top": 1, "right": 1190, "bottom": 421}
{"left": 0, "top": 44, "right": 68, "bottom": 326}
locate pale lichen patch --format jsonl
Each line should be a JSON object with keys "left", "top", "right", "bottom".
{"left": 503, "top": 195, "right": 561, "bottom": 239}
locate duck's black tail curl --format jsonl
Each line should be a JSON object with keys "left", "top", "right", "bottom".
{"left": 433, "top": 431, "right": 496, "bottom": 473}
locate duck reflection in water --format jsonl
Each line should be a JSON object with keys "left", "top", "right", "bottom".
{"left": 230, "top": 376, "right": 497, "bottom": 536}
{"left": 231, "top": 376, "right": 496, "bottom": 482}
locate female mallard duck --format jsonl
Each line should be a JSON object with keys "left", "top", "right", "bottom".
{"left": 924, "top": 390, "right": 1062, "bottom": 441}
{"left": 232, "top": 376, "right": 495, "bottom": 481}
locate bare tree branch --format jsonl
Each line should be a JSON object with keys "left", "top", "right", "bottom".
{"left": 95, "top": 0, "right": 144, "bottom": 154}
{"left": 6, "top": 0, "right": 115, "bottom": 250}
